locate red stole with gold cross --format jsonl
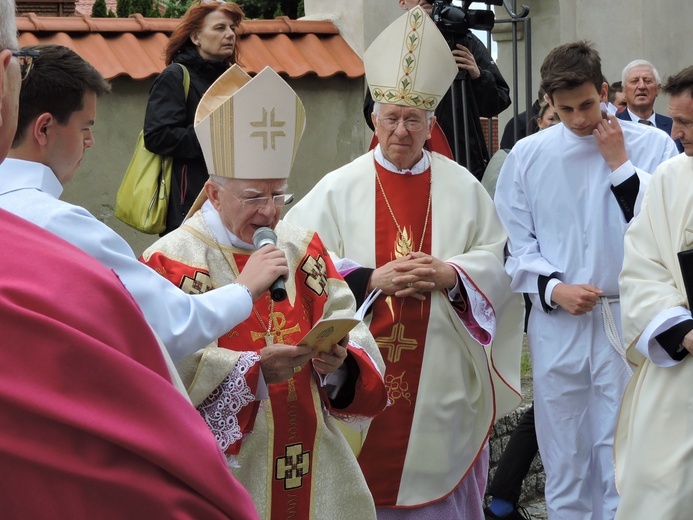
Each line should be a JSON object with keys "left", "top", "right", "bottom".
{"left": 357, "top": 162, "right": 433, "bottom": 505}
{"left": 217, "top": 244, "right": 331, "bottom": 520}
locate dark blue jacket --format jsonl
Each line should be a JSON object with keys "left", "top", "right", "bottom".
{"left": 616, "top": 109, "right": 684, "bottom": 153}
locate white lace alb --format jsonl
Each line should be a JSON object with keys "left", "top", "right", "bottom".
{"left": 197, "top": 351, "right": 261, "bottom": 451}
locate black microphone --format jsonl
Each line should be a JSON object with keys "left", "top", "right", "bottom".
{"left": 252, "top": 227, "right": 287, "bottom": 302}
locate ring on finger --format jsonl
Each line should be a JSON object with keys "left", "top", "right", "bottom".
{"left": 406, "top": 281, "right": 414, "bottom": 288}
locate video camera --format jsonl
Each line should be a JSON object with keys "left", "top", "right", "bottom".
{"left": 431, "top": 0, "right": 503, "bottom": 49}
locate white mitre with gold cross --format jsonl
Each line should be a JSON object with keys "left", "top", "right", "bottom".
{"left": 186, "top": 64, "right": 306, "bottom": 217}
{"left": 364, "top": 5, "right": 457, "bottom": 110}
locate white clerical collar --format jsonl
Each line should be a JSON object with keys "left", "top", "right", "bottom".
{"left": 626, "top": 107, "right": 656, "bottom": 126}
{"left": 200, "top": 200, "right": 255, "bottom": 249}
{"left": 374, "top": 144, "right": 431, "bottom": 175}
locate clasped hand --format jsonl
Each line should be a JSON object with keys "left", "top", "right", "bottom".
{"left": 369, "top": 252, "right": 456, "bottom": 301}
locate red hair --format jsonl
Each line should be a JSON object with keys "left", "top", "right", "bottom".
{"left": 165, "top": 1, "right": 245, "bottom": 66}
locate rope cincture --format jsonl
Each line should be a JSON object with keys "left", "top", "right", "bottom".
{"left": 599, "top": 296, "right": 633, "bottom": 376}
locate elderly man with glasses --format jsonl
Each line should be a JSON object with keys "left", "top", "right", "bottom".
{"left": 142, "top": 65, "right": 388, "bottom": 520}
{"left": 285, "top": 8, "right": 522, "bottom": 519}
{"left": 0, "top": 43, "right": 289, "bottom": 365}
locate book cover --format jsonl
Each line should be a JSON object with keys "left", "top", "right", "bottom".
{"left": 678, "top": 249, "right": 693, "bottom": 308}
{"left": 298, "top": 316, "right": 361, "bottom": 352}
{"left": 297, "top": 288, "right": 382, "bottom": 352}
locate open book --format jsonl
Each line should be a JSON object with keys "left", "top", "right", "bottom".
{"left": 298, "top": 289, "right": 381, "bottom": 352}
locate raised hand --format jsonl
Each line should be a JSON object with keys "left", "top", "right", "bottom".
{"left": 452, "top": 44, "right": 481, "bottom": 79}
{"left": 236, "top": 245, "right": 289, "bottom": 301}
{"left": 593, "top": 113, "right": 628, "bottom": 172}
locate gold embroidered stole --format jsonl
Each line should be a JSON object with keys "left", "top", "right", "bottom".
{"left": 358, "top": 162, "right": 433, "bottom": 505}
{"left": 210, "top": 246, "right": 323, "bottom": 517}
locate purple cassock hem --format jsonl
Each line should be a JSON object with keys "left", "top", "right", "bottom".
{"left": 376, "top": 442, "right": 489, "bottom": 520}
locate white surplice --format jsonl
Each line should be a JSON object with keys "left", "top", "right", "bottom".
{"left": 616, "top": 153, "right": 693, "bottom": 520}
{"left": 285, "top": 149, "right": 523, "bottom": 512}
{"left": 495, "top": 120, "right": 678, "bottom": 520}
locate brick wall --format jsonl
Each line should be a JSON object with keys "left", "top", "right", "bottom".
{"left": 17, "top": 0, "right": 76, "bottom": 16}
{"left": 481, "top": 116, "right": 500, "bottom": 153}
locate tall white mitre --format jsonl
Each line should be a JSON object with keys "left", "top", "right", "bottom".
{"left": 186, "top": 65, "right": 306, "bottom": 216}
{"left": 364, "top": 5, "right": 457, "bottom": 110}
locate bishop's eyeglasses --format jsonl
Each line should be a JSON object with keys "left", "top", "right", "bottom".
{"left": 230, "top": 192, "right": 295, "bottom": 208}
{"left": 376, "top": 117, "right": 427, "bottom": 132}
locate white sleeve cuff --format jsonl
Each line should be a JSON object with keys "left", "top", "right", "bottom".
{"left": 318, "top": 364, "right": 349, "bottom": 400}
{"left": 636, "top": 306, "right": 692, "bottom": 367}
{"left": 609, "top": 160, "right": 635, "bottom": 185}
{"left": 448, "top": 263, "right": 496, "bottom": 341}
{"left": 255, "top": 368, "right": 269, "bottom": 400}
{"left": 544, "top": 278, "right": 562, "bottom": 309}
{"left": 446, "top": 275, "right": 462, "bottom": 301}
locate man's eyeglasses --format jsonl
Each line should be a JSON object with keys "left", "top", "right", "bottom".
{"left": 376, "top": 117, "right": 427, "bottom": 132}
{"left": 230, "top": 192, "right": 294, "bottom": 208}
{"left": 11, "top": 49, "right": 40, "bottom": 82}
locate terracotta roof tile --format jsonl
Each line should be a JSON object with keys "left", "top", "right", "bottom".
{"left": 16, "top": 14, "right": 364, "bottom": 80}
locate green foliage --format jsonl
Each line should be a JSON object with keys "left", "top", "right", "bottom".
{"left": 108, "top": 9, "right": 117, "bottom": 17}
{"left": 130, "top": 0, "right": 155, "bottom": 16}
{"left": 237, "top": 0, "right": 302, "bottom": 19}
{"left": 91, "top": 0, "right": 109, "bottom": 17}
{"left": 116, "top": 0, "right": 131, "bottom": 17}
{"left": 163, "top": 0, "right": 193, "bottom": 18}
{"left": 154, "top": 0, "right": 303, "bottom": 20}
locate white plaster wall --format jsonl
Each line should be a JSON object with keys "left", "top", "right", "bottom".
{"left": 62, "top": 77, "right": 158, "bottom": 256}
{"left": 66, "top": 75, "right": 367, "bottom": 255}
{"left": 304, "top": 0, "right": 402, "bottom": 56}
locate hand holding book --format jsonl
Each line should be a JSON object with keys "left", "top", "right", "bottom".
{"left": 298, "top": 289, "right": 382, "bottom": 352}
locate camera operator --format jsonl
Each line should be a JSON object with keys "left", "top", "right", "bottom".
{"left": 363, "top": 0, "right": 511, "bottom": 181}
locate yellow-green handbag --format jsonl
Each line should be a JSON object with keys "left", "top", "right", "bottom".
{"left": 115, "top": 64, "right": 190, "bottom": 234}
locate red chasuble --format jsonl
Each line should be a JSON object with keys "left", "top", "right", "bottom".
{"left": 357, "top": 162, "right": 434, "bottom": 505}
{"left": 0, "top": 210, "right": 258, "bottom": 520}
{"left": 144, "top": 224, "right": 387, "bottom": 520}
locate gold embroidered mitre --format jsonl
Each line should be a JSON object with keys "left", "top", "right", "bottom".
{"left": 364, "top": 6, "right": 457, "bottom": 110}
{"left": 194, "top": 65, "right": 305, "bottom": 180}
{"left": 187, "top": 65, "right": 306, "bottom": 217}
